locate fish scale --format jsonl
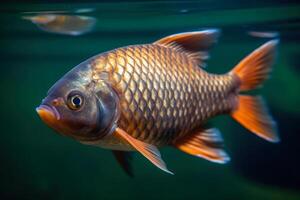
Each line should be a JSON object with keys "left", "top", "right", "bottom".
{"left": 91, "top": 44, "right": 236, "bottom": 146}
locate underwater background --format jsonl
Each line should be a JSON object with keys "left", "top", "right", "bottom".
{"left": 0, "top": 1, "right": 300, "bottom": 199}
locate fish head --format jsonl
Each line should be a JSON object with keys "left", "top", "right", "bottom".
{"left": 36, "top": 66, "right": 119, "bottom": 142}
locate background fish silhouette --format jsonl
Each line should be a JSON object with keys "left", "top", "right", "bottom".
{"left": 23, "top": 14, "right": 96, "bottom": 36}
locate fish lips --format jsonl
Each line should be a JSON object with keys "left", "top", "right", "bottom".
{"left": 36, "top": 104, "right": 61, "bottom": 124}
{"left": 36, "top": 104, "right": 75, "bottom": 138}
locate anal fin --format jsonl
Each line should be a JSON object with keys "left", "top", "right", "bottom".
{"left": 114, "top": 128, "right": 173, "bottom": 175}
{"left": 173, "top": 128, "right": 230, "bottom": 164}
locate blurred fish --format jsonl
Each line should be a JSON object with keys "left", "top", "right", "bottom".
{"left": 36, "top": 30, "right": 280, "bottom": 175}
{"left": 248, "top": 31, "right": 279, "bottom": 38}
{"left": 22, "top": 14, "right": 96, "bottom": 36}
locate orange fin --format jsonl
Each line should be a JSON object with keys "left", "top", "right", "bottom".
{"left": 112, "top": 150, "right": 134, "bottom": 177}
{"left": 154, "top": 29, "right": 220, "bottom": 67}
{"left": 231, "top": 95, "right": 279, "bottom": 142}
{"left": 173, "top": 128, "right": 230, "bottom": 164}
{"left": 114, "top": 128, "right": 173, "bottom": 175}
{"left": 231, "top": 40, "right": 278, "bottom": 91}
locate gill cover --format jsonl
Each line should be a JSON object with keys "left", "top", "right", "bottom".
{"left": 94, "top": 81, "right": 120, "bottom": 137}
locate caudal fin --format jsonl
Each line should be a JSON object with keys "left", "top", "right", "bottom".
{"left": 231, "top": 95, "right": 279, "bottom": 142}
{"left": 230, "top": 40, "right": 280, "bottom": 142}
{"left": 232, "top": 40, "right": 278, "bottom": 91}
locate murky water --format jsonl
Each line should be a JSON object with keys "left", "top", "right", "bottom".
{"left": 1, "top": 1, "right": 300, "bottom": 200}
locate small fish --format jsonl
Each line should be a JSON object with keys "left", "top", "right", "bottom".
{"left": 248, "top": 31, "right": 279, "bottom": 38}
{"left": 36, "top": 30, "right": 279, "bottom": 175}
{"left": 23, "top": 14, "right": 96, "bottom": 36}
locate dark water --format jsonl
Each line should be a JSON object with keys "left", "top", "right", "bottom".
{"left": 1, "top": 1, "right": 300, "bottom": 200}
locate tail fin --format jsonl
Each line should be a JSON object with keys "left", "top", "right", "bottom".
{"left": 232, "top": 40, "right": 278, "bottom": 91}
{"left": 230, "top": 40, "right": 280, "bottom": 142}
{"left": 231, "top": 95, "right": 279, "bottom": 142}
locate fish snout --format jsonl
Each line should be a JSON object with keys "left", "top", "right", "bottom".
{"left": 36, "top": 104, "right": 61, "bottom": 123}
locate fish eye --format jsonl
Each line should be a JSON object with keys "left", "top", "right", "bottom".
{"left": 67, "top": 92, "right": 84, "bottom": 110}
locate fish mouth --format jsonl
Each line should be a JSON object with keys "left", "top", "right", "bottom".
{"left": 36, "top": 104, "right": 61, "bottom": 122}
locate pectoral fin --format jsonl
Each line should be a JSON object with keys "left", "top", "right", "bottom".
{"left": 173, "top": 128, "right": 230, "bottom": 164}
{"left": 114, "top": 128, "right": 173, "bottom": 175}
{"left": 112, "top": 150, "right": 134, "bottom": 177}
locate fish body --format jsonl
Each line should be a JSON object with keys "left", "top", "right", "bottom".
{"left": 37, "top": 30, "right": 279, "bottom": 175}
{"left": 87, "top": 43, "right": 237, "bottom": 149}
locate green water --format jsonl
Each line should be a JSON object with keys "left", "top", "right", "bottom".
{"left": 1, "top": 1, "right": 300, "bottom": 200}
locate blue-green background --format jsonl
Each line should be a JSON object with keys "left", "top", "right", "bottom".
{"left": 1, "top": 1, "right": 300, "bottom": 199}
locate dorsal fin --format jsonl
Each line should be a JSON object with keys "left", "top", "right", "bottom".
{"left": 154, "top": 29, "right": 220, "bottom": 67}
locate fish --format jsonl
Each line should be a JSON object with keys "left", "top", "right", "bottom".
{"left": 22, "top": 14, "right": 96, "bottom": 36}
{"left": 248, "top": 31, "right": 279, "bottom": 38}
{"left": 36, "top": 29, "right": 279, "bottom": 175}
